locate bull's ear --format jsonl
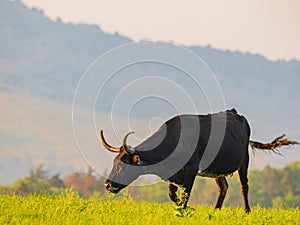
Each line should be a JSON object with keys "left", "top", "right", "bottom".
{"left": 133, "top": 154, "right": 141, "bottom": 165}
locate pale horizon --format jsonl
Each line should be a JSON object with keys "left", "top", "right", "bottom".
{"left": 20, "top": 0, "right": 300, "bottom": 61}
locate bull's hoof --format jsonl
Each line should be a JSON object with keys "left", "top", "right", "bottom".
{"left": 245, "top": 208, "right": 251, "bottom": 213}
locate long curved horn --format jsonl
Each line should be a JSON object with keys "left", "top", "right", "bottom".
{"left": 99, "top": 130, "right": 120, "bottom": 153}
{"left": 122, "top": 132, "right": 135, "bottom": 154}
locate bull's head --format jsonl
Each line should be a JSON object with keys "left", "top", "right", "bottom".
{"left": 100, "top": 130, "right": 141, "bottom": 193}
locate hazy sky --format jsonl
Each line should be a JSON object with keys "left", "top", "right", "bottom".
{"left": 21, "top": 0, "right": 300, "bottom": 61}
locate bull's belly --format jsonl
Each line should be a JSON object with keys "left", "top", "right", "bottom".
{"left": 197, "top": 171, "right": 233, "bottom": 178}
{"left": 197, "top": 156, "right": 243, "bottom": 178}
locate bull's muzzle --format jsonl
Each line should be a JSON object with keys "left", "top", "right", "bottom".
{"left": 104, "top": 182, "right": 111, "bottom": 191}
{"left": 104, "top": 180, "right": 120, "bottom": 193}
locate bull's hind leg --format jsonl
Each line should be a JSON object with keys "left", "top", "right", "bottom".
{"left": 238, "top": 151, "right": 251, "bottom": 213}
{"left": 168, "top": 183, "right": 179, "bottom": 205}
{"left": 215, "top": 176, "right": 228, "bottom": 209}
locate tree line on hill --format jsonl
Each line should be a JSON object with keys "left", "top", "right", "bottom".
{"left": 1, "top": 161, "right": 300, "bottom": 208}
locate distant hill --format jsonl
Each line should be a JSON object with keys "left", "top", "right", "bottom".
{"left": 1, "top": 0, "right": 299, "bottom": 184}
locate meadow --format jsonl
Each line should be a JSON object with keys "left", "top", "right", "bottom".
{"left": 1, "top": 190, "right": 299, "bottom": 225}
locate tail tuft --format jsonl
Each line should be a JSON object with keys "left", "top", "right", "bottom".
{"left": 249, "top": 134, "right": 299, "bottom": 155}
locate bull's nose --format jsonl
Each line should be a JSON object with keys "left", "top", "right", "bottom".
{"left": 104, "top": 182, "right": 111, "bottom": 191}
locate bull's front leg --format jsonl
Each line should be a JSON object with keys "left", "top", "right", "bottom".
{"left": 168, "top": 183, "right": 179, "bottom": 205}
{"left": 168, "top": 183, "right": 191, "bottom": 208}
{"left": 178, "top": 168, "right": 198, "bottom": 209}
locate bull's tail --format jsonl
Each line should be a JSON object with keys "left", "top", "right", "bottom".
{"left": 249, "top": 134, "right": 299, "bottom": 155}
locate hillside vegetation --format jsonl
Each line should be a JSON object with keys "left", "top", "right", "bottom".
{"left": 1, "top": 161, "right": 300, "bottom": 209}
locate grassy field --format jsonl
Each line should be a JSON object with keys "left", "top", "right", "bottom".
{"left": 1, "top": 190, "right": 299, "bottom": 225}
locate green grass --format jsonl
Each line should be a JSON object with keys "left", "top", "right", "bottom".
{"left": 0, "top": 190, "right": 299, "bottom": 225}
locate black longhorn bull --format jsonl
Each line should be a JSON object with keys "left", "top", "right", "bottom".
{"left": 100, "top": 109, "right": 298, "bottom": 213}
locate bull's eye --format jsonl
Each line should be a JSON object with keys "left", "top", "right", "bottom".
{"left": 118, "top": 154, "right": 140, "bottom": 166}
{"left": 133, "top": 154, "right": 141, "bottom": 165}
